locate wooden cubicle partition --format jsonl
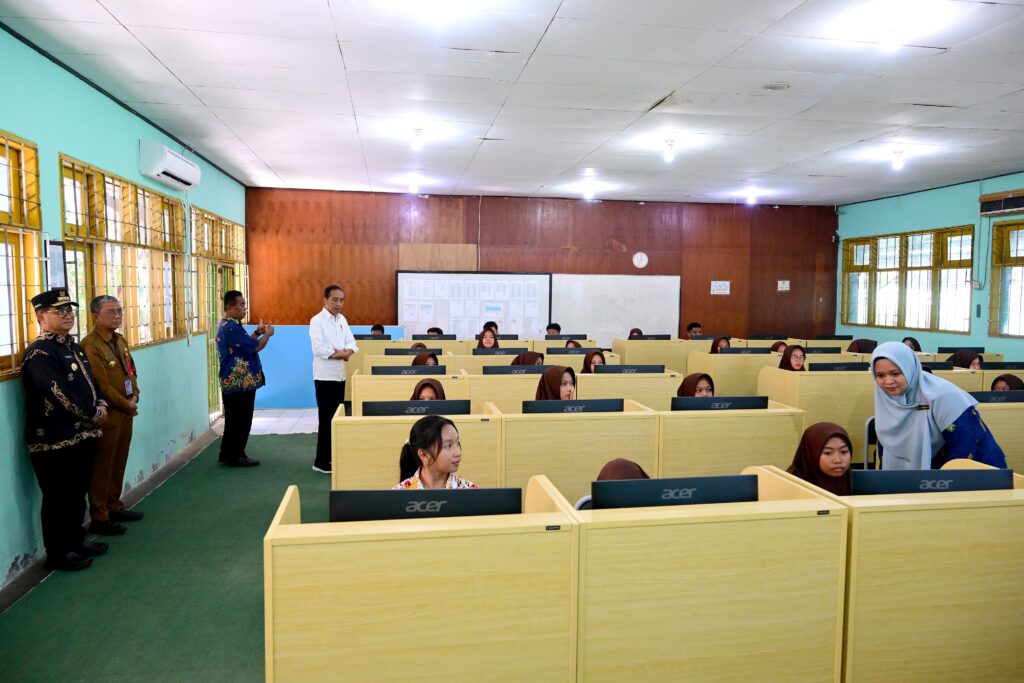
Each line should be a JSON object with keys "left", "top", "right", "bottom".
{"left": 264, "top": 477, "right": 579, "bottom": 683}
{"left": 530, "top": 339, "right": 598, "bottom": 354}
{"left": 465, "top": 373, "right": 545, "bottom": 413}
{"left": 366, "top": 352, "right": 620, "bottom": 376}
{"left": 659, "top": 401, "right": 804, "bottom": 476}
{"left": 573, "top": 466, "right": 847, "bottom": 683}
{"left": 735, "top": 337, "right": 787, "bottom": 349}
{"left": 496, "top": 400, "right": 659, "bottom": 504}
{"left": 349, "top": 371, "right": 470, "bottom": 415}
{"left": 331, "top": 407, "right": 501, "bottom": 489}
{"left": 977, "top": 402, "right": 1024, "bottom": 472}
{"left": 686, "top": 350, "right": 780, "bottom": 396}
{"left": 763, "top": 464, "right": 1024, "bottom": 683}
{"left": 576, "top": 371, "right": 682, "bottom": 411}
{"left": 610, "top": 338, "right": 695, "bottom": 374}
{"left": 933, "top": 369, "right": 985, "bottom": 392}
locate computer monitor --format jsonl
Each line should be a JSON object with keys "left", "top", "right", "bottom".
{"left": 354, "top": 334, "right": 391, "bottom": 340}
{"left": 594, "top": 364, "right": 665, "bottom": 374}
{"left": 475, "top": 334, "right": 520, "bottom": 340}
{"left": 850, "top": 469, "right": 1013, "bottom": 495}
{"left": 628, "top": 334, "right": 672, "bottom": 340}
{"left": 808, "top": 362, "right": 870, "bottom": 372}
{"left": 482, "top": 365, "right": 547, "bottom": 375}
{"left": 546, "top": 347, "right": 601, "bottom": 355}
{"left": 815, "top": 334, "right": 853, "bottom": 340}
{"left": 412, "top": 334, "right": 456, "bottom": 340}
{"left": 371, "top": 365, "right": 446, "bottom": 376}
{"left": 544, "top": 334, "right": 587, "bottom": 340}
{"left": 937, "top": 346, "right": 985, "bottom": 353}
{"left": 592, "top": 475, "right": 759, "bottom": 509}
{"left": 522, "top": 398, "right": 624, "bottom": 413}
{"left": 984, "top": 361, "right": 1024, "bottom": 370}
{"left": 329, "top": 488, "right": 522, "bottom": 522}
{"left": 472, "top": 347, "right": 529, "bottom": 355}
{"left": 746, "top": 334, "right": 786, "bottom": 340}
{"left": 688, "top": 335, "right": 729, "bottom": 341}
{"left": 384, "top": 347, "right": 443, "bottom": 356}
{"left": 969, "top": 391, "right": 1024, "bottom": 404}
{"left": 360, "top": 400, "right": 471, "bottom": 416}
{"left": 671, "top": 396, "right": 769, "bottom": 410}
{"left": 718, "top": 347, "right": 771, "bottom": 354}
{"left": 922, "top": 361, "right": 953, "bottom": 370}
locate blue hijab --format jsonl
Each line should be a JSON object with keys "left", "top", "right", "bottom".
{"left": 871, "top": 342, "right": 977, "bottom": 470}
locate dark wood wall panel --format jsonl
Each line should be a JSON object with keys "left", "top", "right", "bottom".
{"left": 247, "top": 189, "right": 838, "bottom": 338}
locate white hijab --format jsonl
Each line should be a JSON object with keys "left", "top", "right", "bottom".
{"left": 871, "top": 342, "right": 977, "bottom": 470}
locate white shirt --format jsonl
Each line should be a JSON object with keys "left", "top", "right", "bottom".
{"left": 309, "top": 308, "right": 359, "bottom": 382}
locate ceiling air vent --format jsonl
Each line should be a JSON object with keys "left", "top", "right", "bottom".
{"left": 980, "top": 189, "right": 1024, "bottom": 216}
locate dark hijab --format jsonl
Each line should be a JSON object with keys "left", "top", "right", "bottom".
{"left": 902, "top": 336, "right": 922, "bottom": 352}
{"left": 677, "top": 373, "right": 714, "bottom": 397}
{"left": 596, "top": 458, "right": 650, "bottom": 481}
{"left": 779, "top": 344, "right": 806, "bottom": 371}
{"left": 709, "top": 336, "right": 730, "bottom": 354}
{"left": 409, "top": 378, "right": 446, "bottom": 401}
{"left": 786, "top": 422, "right": 852, "bottom": 496}
{"left": 476, "top": 329, "right": 499, "bottom": 349}
{"left": 536, "top": 365, "right": 575, "bottom": 400}
{"left": 770, "top": 341, "right": 787, "bottom": 353}
{"left": 947, "top": 349, "right": 983, "bottom": 369}
{"left": 847, "top": 339, "right": 877, "bottom": 353}
{"left": 992, "top": 374, "right": 1024, "bottom": 391}
{"left": 581, "top": 350, "right": 606, "bottom": 373}
{"left": 628, "top": 327, "right": 643, "bottom": 337}
{"left": 511, "top": 351, "right": 544, "bottom": 366}
{"left": 411, "top": 352, "right": 438, "bottom": 366}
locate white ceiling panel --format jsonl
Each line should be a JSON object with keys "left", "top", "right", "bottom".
{"left": 507, "top": 83, "right": 673, "bottom": 112}
{"left": 352, "top": 98, "right": 500, "bottom": 124}
{"left": 653, "top": 90, "right": 822, "bottom": 119}
{"left": 2, "top": 17, "right": 139, "bottom": 54}
{"left": 624, "top": 112, "right": 777, "bottom": 136}
{"left": 678, "top": 67, "right": 867, "bottom": 96}
{"left": 490, "top": 106, "right": 640, "bottom": 130}
{"left": 117, "top": 80, "right": 205, "bottom": 107}
{"left": 793, "top": 99, "right": 951, "bottom": 126}
{"left": 341, "top": 43, "right": 528, "bottom": 80}
{"left": 165, "top": 61, "right": 349, "bottom": 93}
{"left": 53, "top": 50, "right": 178, "bottom": 87}
{"left": 974, "top": 89, "right": 1024, "bottom": 113}
{"left": 131, "top": 27, "right": 344, "bottom": 69}
{"left": 953, "top": 14, "right": 1024, "bottom": 52}
{"left": 916, "top": 108, "right": 1024, "bottom": 132}
{"left": 557, "top": 0, "right": 806, "bottom": 33}
{"left": 844, "top": 77, "right": 1022, "bottom": 108}
{"left": 485, "top": 124, "right": 618, "bottom": 145}
{"left": 517, "top": 55, "right": 705, "bottom": 90}
{"left": 212, "top": 107, "right": 358, "bottom": 133}
{"left": 893, "top": 49, "right": 1024, "bottom": 85}
{"left": 193, "top": 87, "right": 353, "bottom": 115}
{"left": 719, "top": 35, "right": 940, "bottom": 76}
{"left": 0, "top": 0, "right": 111, "bottom": 23}
{"left": 99, "top": 0, "right": 337, "bottom": 39}
{"left": 346, "top": 72, "right": 512, "bottom": 105}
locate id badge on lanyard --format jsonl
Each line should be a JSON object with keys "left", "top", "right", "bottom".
{"left": 125, "top": 379, "right": 134, "bottom": 397}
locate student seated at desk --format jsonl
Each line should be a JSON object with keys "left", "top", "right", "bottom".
{"left": 412, "top": 352, "right": 438, "bottom": 366}
{"left": 410, "top": 379, "right": 445, "bottom": 401}
{"left": 581, "top": 350, "right": 606, "bottom": 373}
{"left": 872, "top": 342, "right": 1006, "bottom": 470}
{"left": 536, "top": 365, "right": 576, "bottom": 400}
{"left": 948, "top": 349, "right": 983, "bottom": 370}
{"left": 628, "top": 327, "right": 643, "bottom": 338}
{"left": 511, "top": 351, "right": 544, "bottom": 366}
{"left": 477, "top": 328, "right": 499, "bottom": 349}
{"left": 370, "top": 324, "right": 386, "bottom": 336}
{"left": 902, "top": 336, "right": 922, "bottom": 352}
{"left": 779, "top": 345, "right": 806, "bottom": 371}
{"left": 394, "top": 416, "right": 476, "bottom": 490}
{"left": 770, "top": 341, "right": 787, "bottom": 353}
{"left": 785, "top": 422, "right": 852, "bottom": 496}
{"left": 709, "top": 336, "right": 731, "bottom": 353}
{"left": 546, "top": 322, "right": 561, "bottom": 335}
{"left": 992, "top": 374, "right": 1024, "bottom": 391}
{"left": 847, "top": 338, "right": 877, "bottom": 353}
{"left": 565, "top": 339, "right": 582, "bottom": 349}
{"left": 576, "top": 458, "right": 651, "bottom": 509}
{"left": 686, "top": 321, "right": 702, "bottom": 339}
{"left": 426, "top": 326, "right": 444, "bottom": 336}
{"left": 677, "top": 373, "right": 714, "bottom": 397}
{"left": 483, "top": 321, "right": 498, "bottom": 334}
{"left": 411, "top": 342, "right": 427, "bottom": 350}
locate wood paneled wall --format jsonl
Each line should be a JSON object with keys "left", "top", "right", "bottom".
{"left": 246, "top": 189, "right": 838, "bottom": 339}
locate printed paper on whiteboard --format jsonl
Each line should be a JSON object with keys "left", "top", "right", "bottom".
{"left": 403, "top": 280, "right": 419, "bottom": 300}
{"left": 482, "top": 303, "right": 504, "bottom": 318}
{"left": 710, "top": 281, "right": 731, "bottom": 296}
{"left": 479, "top": 281, "right": 494, "bottom": 301}
{"left": 402, "top": 302, "right": 418, "bottom": 322}
{"left": 420, "top": 280, "right": 434, "bottom": 301}
{"left": 493, "top": 282, "right": 509, "bottom": 301}
{"left": 450, "top": 299, "right": 465, "bottom": 317}
{"left": 418, "top": 302, "right": 435, "bottom": 322}
{"left": 525, "top": 299, "right": 540, "bottom": 317}
{"left": 434, "top": 280, "right": 449, "bottom": 299}
{"left": 450, "top": 281, "right": 463, "bottom": 300}
{"left": 510, "top": 300, "right": 524, "bottom": 319}
{"left": 465, "top": 299, "right": 480, "bottom": 317}
{"left": 451, "top": 319, "right": 466, "bottom": 338}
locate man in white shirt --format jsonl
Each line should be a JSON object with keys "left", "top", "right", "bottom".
{"left": 309, "top": 284, "right": 359, "bottom": 474}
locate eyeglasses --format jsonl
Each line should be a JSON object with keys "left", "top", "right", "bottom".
{"left": 790, "top": 354, "right": 806, "bottom": 361}
{"left": 101, "top": 308, "right": 125, "bottom": 316}
{"left": 48, "top": 306, "right": 76, "bottom": 319}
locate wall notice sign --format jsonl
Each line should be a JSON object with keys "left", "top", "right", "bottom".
{"left": 777, "top": 280, "right": 790, "bottom": 292}
{"left": 710, "top": 281, "right": 731, "bottom": 296}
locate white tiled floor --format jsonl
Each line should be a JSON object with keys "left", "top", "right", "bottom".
{"left": 248, "top": 408, "right": 320, "bottom": 435}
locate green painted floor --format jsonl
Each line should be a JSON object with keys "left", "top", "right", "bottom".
{"left": 0, "top": 434, "right": 329, "bottom": 683}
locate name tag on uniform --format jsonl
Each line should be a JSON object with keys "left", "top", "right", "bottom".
{"left": 125, "top": 379, "right": 134, "bottom": 396}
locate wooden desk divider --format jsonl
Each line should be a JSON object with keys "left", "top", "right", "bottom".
{"left": 686, "top": 350, "right": 781, "bottom": 396}
{"left": 576, "top": 370, "right": 682, "bottom": 411}
{"left": 529, "top": 339, "right": 598, "bottom": 353}
{"left": 932, "top": 369, "right": 985, "bottom": 392}
{"left": 658, "top": 400, "right": 804, "bottom": 477}
{"left": 982, "top": 369, "right": 1024, "bottom": 391}
{"left": 761, "top": 463, "right": 1024, "bottom": 683}
{"left": 976, "top": 400, "right": 1024, "bottom": 472}
{"left": 611, "top": 338, "right": 694, "bottom": 374}
{"left": 264, "top": 476, "right": 579, "bottom": 683}
{"left": 572, "top": 466, "right": 847, "bottom": 683}
{"left": 349, "top": 370, "right": 469, "bottom": 415}
{"left": 466, "top": 372, "right": 548, "bottom": 414}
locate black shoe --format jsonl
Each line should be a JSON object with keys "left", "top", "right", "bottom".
{"left": 75, "top": 539, "right": 109, "bottom": 557}
{"left": 89, "top": 520, "right": 127, "bottom": 536}
{"left": 110, "top": 508, "right": 144, "bottom": 522}
{"left": 44, "top": 551, "right": 93, "bottom": 571}
{"left": 224, "top": 456, "right": 260, "bottom": 467}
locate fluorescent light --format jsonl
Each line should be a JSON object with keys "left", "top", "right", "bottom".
{"left": 663, "top": 139, "right": 675, "bottom": 163}
{"left": 825, "top": 0, "right": 961, "bottom": 49}
{"left": 891, "top": 150, "right": 905, "bottom": 171}
{"left": 582, "top": 167, "right": 597, "bottom": 177}
{"left": 410, "top": 129, "right": 423, "bottom": 152}
{"left": 746, "top": 194, "right": 757, "bottom": 205}
{"left": 583, "top": 187, "right": 595, "bottom": 200}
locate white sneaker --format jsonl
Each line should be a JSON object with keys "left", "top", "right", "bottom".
{"left": 312, "top": 465, "right": 331, "bottom": 474}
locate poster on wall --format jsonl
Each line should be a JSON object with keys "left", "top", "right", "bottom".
{"left": 46, "top": 240, "right": 68, "bottom": 289}
{"left": 710, "top": 280, "right": 731, "bottom": 296}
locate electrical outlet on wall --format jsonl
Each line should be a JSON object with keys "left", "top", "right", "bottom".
{"left": 971, "top": 280, "right": 983, "bottom": 290}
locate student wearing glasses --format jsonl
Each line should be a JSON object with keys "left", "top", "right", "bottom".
{"left": 779, "top": 345, "right": 806, "bottom": 371}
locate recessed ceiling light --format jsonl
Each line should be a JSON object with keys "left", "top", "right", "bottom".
{"left": 663, "top": 139, "right": 676, "bottom": 163}
{"left": 825, "top": 0, "right": 961, "bottom": 50}
{"left": 891, "top": 150, "right": 905, "bottom": 171}
{"left": 582, "top": 167, "right": 597, "bottom": 177}
{"left": 762, "top": 82, "right": 791, "bottom": 91}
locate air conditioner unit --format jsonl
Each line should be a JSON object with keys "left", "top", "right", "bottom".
{"left": 139, "top": 140, "right": 201, "bottom": 191}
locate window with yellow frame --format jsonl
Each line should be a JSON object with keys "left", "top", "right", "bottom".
{"left": 0, "top": 130, "right": 44, "bottom": 378}
{"left": 60, "top": 155, "right": 185, "bottom": 346}
{"left": 841, "top": 226, "right": 974, "bottom": 333}
{"left": 989, "top": 220, "right": 1024, "bottom": 338}
{"left": 189, "top": 206, "right": 246, "bottom": 334}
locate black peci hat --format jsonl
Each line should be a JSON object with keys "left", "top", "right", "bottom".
{"left": 31, "top": 288, "right": 78, "bottom": 311}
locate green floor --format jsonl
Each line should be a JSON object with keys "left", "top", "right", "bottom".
{"left": 0, "top": 434, "right": 329, "bottom": 683}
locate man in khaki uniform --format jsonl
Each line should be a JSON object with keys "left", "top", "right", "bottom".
{"left": 80, "top": 295, "right": 143, "bottom": 535}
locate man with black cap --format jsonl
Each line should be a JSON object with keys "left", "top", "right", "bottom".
{"left": 22, "top": 288, "right": 109, "bottom": 571}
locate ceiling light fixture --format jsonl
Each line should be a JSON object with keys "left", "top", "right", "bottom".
{"left": 410, "top": 129, "right": 423, "bottom": 152}
{"left": 663, "top": 138, "right": 675, "bottom": 163}
{"left": 746, "top": 194, "right": 758, "bottom": 205}
{"left": 891, "top": 150, "right": 905, "bottom": 171}
{"left": 825, "top": 0, "right": 960, "bottom": 51}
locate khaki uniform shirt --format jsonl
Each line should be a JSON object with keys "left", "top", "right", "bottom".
{"left": 80, "top": 329, "right": 140, "bottom": 417}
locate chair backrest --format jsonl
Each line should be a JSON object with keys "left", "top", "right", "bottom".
{"left": 864, "top": 416, "right": 880, "bottom": 469}
{"left": 574, "top": 495, "right": 593, "bottom": 511}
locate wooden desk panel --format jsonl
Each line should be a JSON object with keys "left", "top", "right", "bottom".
{"left": 349, "top": 372, "right": 469, "bottom": 415}
{"left": 736, "top": 338, "right": 787, "bottom": 349}
{"left": 331, "top": 413, "right": 500, "bottom": 489}
{"left": 530, "top": 339, "right": 598, "bottom": 354}
{"left": 576, "top": 372, "right": 682, "bottom": 411}
{"left": 659, "top": 402, "right": 804, "bottom": 477}
{"left": 466, "top": 373, "right": 545, "bottom": 414}
{"left": 978, "top": 402, "right": 1024, "bottom": 472}
{"left": 982, "top": 370, "right": 1024, "bottom": 391}
{"left": 687, "top": 351, "right": 780, "bottom": 396}
{"left": 933, "top": 369, "right": 985, "bottom": 392}
{"left": 611, "top": 338, "right": 693, "bottom": 374}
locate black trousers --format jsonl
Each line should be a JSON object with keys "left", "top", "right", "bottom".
{"left": 220, "top": 390, "right": 256, "bottom": 463}
{"left": 314, "top": 380, "right": 345, "bottom": 470}
{"left": 30, "top": 438, "right": 96, "bottom": 558}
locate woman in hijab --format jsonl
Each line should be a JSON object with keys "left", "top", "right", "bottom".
{"left": 902, "top": 337, "right": 923, "bottom": 352}
{"left": 476, "top": 328, "right": 499, "bottom": 349}
{"left": 411, "top": 352, "right": 438, "bottom": 366}
{"left": 770, "top": 341, "right": 787, "bottom": 353}
{"left": 597, "top": 458, "right": 650, "bottom": 481}
{"left": 991, "top": 374, "right": 1024, "bottom": 391}
{"left": 410, "top": 342, "right": 428, "bottom": 350}
{"left": 628, "top": 328, "right": 643, "bottom": 338}
{"left": 581, "top": 350, "right": 606, "bottom": 373}
{"left": 409, "top": 378, "right": 446, "bottom": 401}
{"left": 535, "top": 365, "right": 575, "bottom": 400}
{"left": 511, "top": 351, "right": 544, "bottom": 366}
{"left": 565, "top": 339, "right": 582, "bottom": 349}
{"left": 785, "top": 422, "right": 853, "bottom": 496}
{"left": 871, "top": 341, "right": 1006, "bottom": 469}
{"left": 948, "top": 349, "right": 983, "bottom": 370}
{"left": 847, "top": 339, "right": 877, "bottom": 353}
{"left": 709, "top": 336, "right": 730, "bottom": 353}
{"left": 779, "top": 344, "right": 806, "bottom": 371}
{"left": 677, "top": 373, "right": 714, "bottom": 397}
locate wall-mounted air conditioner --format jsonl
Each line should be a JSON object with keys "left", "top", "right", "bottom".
{"left": 140, "top": 140, "right": 201, "bottom": 191}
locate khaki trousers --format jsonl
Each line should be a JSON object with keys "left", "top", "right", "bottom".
{"left": 89, "top": 411, "right": 133, "bottom": 521}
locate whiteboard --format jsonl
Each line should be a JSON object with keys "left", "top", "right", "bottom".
{"left": 551, "top": 274, "right": 680, "bottom": 348}
{"left": 397, "top": 271, "right": 552, "bottom": 339}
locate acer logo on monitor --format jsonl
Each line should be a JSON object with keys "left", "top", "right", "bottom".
{"left": 919, "top": 479, "right": 954, "bottom": 491}
{"left": 405, "top": 500, "right": 448, "bottom": 513}
{"left": 661, "top": 488, "right": 698, "bottom": 500}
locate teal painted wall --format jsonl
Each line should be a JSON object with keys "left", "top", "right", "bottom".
{"left": 0, "top": 29, "right": 244, "bottom": 585}
{"left": 836, "top": 171, "right": 1024, "bottom": 358}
